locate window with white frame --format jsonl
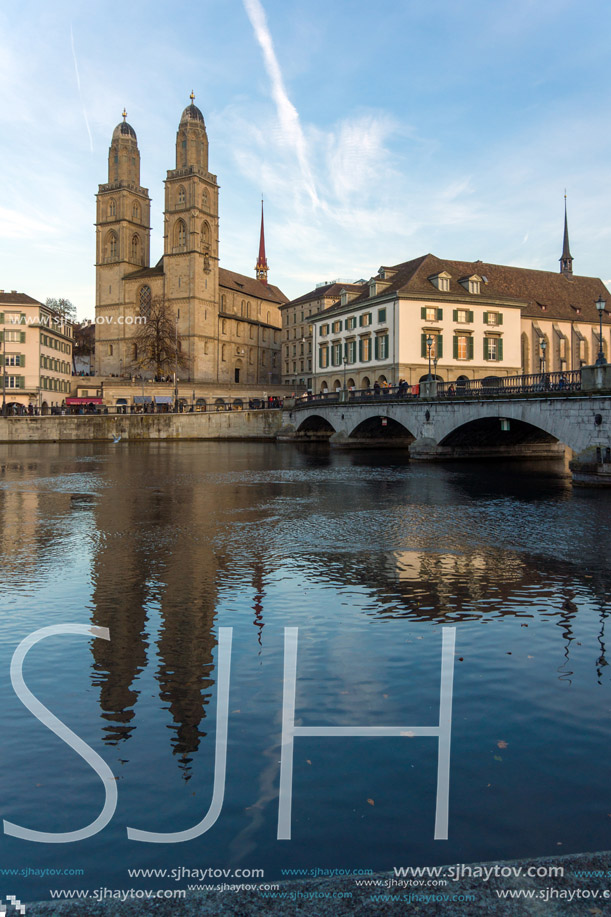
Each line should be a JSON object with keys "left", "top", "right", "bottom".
{"left": 376, "top": 334, "right": 389, "bottom": 360}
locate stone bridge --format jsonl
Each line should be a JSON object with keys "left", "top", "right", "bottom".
{"left": 280, "top": 393, "right": 611, "bottom": 484}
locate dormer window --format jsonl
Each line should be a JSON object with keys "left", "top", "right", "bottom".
{"left": 459, "top": 274, "right": 482, "bottom": 294}
{"left": 429, "top": 271, "right": 451, "bottom": 292}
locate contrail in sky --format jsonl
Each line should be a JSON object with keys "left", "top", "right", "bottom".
{"left": 242, "top": 0, "right": 319, "bottom": 207}
{"left": 70, "top": 24, "right": 94, "bottom": 152}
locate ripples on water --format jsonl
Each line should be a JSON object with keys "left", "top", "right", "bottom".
{"left": 0, "top": 441, "right": 610, "bottom": 897}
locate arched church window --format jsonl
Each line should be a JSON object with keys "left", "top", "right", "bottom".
{"left": 131, "top": 234, "right": 141, "bottom": 263}
{"left": 106, "top": 231, "right": 118, "bottom": 261}
{"left": 108, "top": 199, "right": 116, "bottom": 218}
{"left": 247, "top": 301, "right": 251, "bottom": 318}
{"left": 139, "top": 285, "right": 152, "bottom": 317}
{"left": 241, "top": 300, "right": 245, "bottom": 316}
{"left": 175, "top": 220, "right": 186, "bottom": 250}
{"left": 178, "top": 186, "right": 186, "bottom": 206}
{"left": 201, "top": 221, "right": 210, "bottom": 251}
{"left": 202, "top": 188, "right": 209, "bottom": 210}
{"left": 132, "top": 201, "right": 140, "bottom": 221}
{"left": 221, "top": 295, "right": 226, "bottom": 310}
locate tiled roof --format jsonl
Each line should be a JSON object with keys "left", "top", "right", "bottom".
{"left": 339, "top": 254, "right": 610, "bottom": 324}
{"left": 124, "top": 264, "right": 164, "bottom": 281}
{"left": 0, "top": 292, "right": 43, "bottom": 306}
{"left": 283, "top": 281, "right": 366, "bottom": 308}
{"left": 219, "top": 268, "right": 288, "bottom": 304}
{"left": 124, "top": 261, "right": 287, "bottom": 304}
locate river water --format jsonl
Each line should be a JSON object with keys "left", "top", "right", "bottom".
{"left": 0, "top": 441, "right": 610, "bottom": 901}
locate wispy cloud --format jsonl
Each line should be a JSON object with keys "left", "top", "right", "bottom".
{"left": 70, "top": 24, "right": 94, "bottom": 153}
{"left": 242, "top": 0, "right": 319, "bottom": 208}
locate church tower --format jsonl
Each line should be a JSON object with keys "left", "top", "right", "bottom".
{"left": 560, "top": 194, "right": 574, "bottom": 277}
{"left": 163, "top": 93, "right": 220, "bottom": 378}
{"left": 255, "top": 199, "right": 269, "bottom": 284}
{"left": 95, "top": 111, "right": 151, "bottom": 374}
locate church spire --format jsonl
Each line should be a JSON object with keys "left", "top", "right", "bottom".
{"left": 560, "top": 193, "right": 573, "bottom": 276}
{"left": 255, "top": 198, "right": 269, "bottom": 284}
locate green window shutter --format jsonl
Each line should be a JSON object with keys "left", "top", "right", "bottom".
{"left": 421, "top": 333, "right": 427, "bottom": 358}
{"left": 468, "top": 310, "right": 474, "bottom": 323}
{"left": 453, "top": 309, "right": 458, "bottom": 322}
{"left": 483, "top": 311, "right": 488, "bottom": 324}
{"left": 0, "top": 313, "right": 3, "bottom": 324}
{"left": 483, "top": 338, "right": 489, "bottom": 360}
{"left": 467, "top": 336, "right": 474, "bottom": 360}
{"left": 437, "top": 335, "right": 443, "bottom": 358}
{"left": 498, "top": 313, "right": 503, "bottom": 325}
{"left": 20, "top": 331, "right": 25, "bottom": 343}
{"left": 20, "top": 354, "right": 25, "bottom": 367}
{"left": 359, "top": 315, "right": 364, "bottom": 327}
{"left": 359, "top": 339, "right": 363, "bottom": 361}
{"left": 453, "top": 336, "right": 458, "bottom": 359}
{"left": 374, "top": 336, "right": 379, "bottom": 359}
{"left": 421, "top": 307, "right": 426, "bottom": 320}
{"left": 437, "top": 308, "right": 443, "bottom": 321}
{"left": 18, "top": 376, "right": 24, "bottom": 389}
{"left": 498, "top": 338, "right": 504, "bottom": 360}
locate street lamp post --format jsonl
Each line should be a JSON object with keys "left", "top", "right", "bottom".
{"left": 596, "top": 295, "right": 607, "bottom": 365}
{"left": 427, "top": 334, "right": 433, "bottom": 381}
{"left": 540, "top": 338, "right": 547, "bottom": 375}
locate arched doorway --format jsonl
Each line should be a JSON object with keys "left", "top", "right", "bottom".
{"left": 361, "top": 376, "right": 371, "bottom": 390}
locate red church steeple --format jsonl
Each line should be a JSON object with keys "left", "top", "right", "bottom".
{"left": 255, "top": 199, "right": 269, "bottom": 284}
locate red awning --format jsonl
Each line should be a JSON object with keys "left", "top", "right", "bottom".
{"left": 65, "top": 397, "right": 103, "bottom": 405}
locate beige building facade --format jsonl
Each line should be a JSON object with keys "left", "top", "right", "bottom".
{"left": 0, "top": 292, "right": 73, "bottom": 413}
{"left": 95, "top": 99, "right": 287, "bottom": 385}
{"left": 309, "top": 253, "right": 610, "bottom": 391}
{"left": 280, "top": 281, "right": 365, "bottom": 389}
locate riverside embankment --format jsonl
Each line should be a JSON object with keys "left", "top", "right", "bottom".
{"left": 0, "top": 410, "right": 283, "bottom": 443}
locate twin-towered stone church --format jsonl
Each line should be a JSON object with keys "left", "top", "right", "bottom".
{"left": 95, "top": 94, "right": 287, "bottom": 383}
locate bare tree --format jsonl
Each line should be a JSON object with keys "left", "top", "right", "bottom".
{"left": 131, "top": 298, "right": 190, "bottom": 378}
{"left": 45, "top": 297, "right": 77, "bottom": 322}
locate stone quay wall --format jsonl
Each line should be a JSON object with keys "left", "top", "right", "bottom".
{"left": 0, "top": 410, "right": 283, "bottom": 443}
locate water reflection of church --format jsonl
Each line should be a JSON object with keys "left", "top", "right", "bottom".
{"left": 86, "top": 447, "right": 270, "bottom": 773}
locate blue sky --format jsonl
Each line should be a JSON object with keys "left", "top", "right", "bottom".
{"left": 2, "top": 0, "right": 611, "bottom": 317}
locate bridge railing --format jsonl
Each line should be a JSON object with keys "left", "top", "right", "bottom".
{"left": 293, "top": 370, "right": 582, "bottom": 409}
{"left": 437, "top": 369, "right": 582, "bottom": 398}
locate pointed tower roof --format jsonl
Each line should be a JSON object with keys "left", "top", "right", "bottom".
{"left": 560, "top": 193, "right": 574, "bottom": 276}
{"left": 255, "top": 199, "right": 269, "bottom": 284}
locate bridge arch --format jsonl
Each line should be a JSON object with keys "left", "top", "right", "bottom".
{"left": 438, "top": 416, "right": 559, "bottom": 449}
{"left": 349, "top": 413, "right": 416, "bottom": 443}
{"left": 296, "top": 414, "right": 336, "bottom": 437}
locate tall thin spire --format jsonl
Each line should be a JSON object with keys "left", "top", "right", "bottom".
{"left": 255, "top": 198, "right": 269, "bottom": 284}
{"left": 560, "top": 192, "right": 573, "bottom": 276}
